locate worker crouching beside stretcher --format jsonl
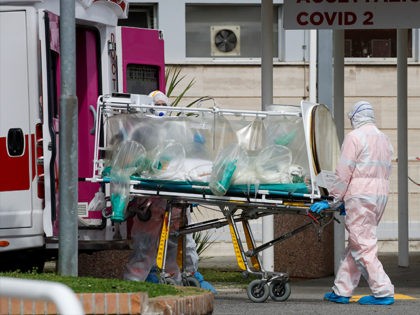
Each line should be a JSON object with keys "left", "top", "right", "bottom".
{"left": 124, "top": 197, "right": 181, "bottom": 282}
{"left": 123, "top": 91, "right": 215, "bottom": 292}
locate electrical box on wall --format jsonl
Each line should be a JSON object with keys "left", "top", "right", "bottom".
{"left": 210, "top": 25, "right": 240, "bottom": 56}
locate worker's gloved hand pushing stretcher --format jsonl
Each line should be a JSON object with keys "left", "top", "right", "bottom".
{"left": 310, "top": 200, "right": 346, "bottom": 216}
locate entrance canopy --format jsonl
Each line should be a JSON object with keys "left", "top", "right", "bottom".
{"left": 283, "top": 2, "right": 420, "bottom": 30}
{"left": 278, "top": 1, "right": 415, "bottom": 267}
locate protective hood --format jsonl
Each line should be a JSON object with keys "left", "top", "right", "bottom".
{"left": 149, "top": 90, "right": 170, "bottom": 106}
{"left": 347, "top": 101, "right": 376, "bottom": 129}
{"left": 148, "top": 90, "right": 170, "bottom": 116}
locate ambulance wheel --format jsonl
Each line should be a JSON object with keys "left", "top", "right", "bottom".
{"left": 184, "top": 276, "right": 200, "bottom": 287}
{"left": 246, "top": 279, "right": 269, "bottom": 303}
{"left": 269, "top": 281, "right": 291, "bottom": 302}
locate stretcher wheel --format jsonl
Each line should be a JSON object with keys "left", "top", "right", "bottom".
{"left": 127, "top": 198, "right": 152, "bottom": 221}
{"left": 269, "top": 281, "right": 291, "bottom": 302}
{"left": 162, "top": 277, "right": 178, "bottom": 285}
{"left": 136, "top": 207, "right": 151, "bottom": 221}
{"left": 246, "top": 279, "right": 269, "bottom": 303}
{"left": 183, "top": 276, "right": 200, "bottom": 287}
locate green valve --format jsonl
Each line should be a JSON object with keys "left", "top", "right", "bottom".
{"left": 110, "top": 193, "right": 126, "bottom": 222}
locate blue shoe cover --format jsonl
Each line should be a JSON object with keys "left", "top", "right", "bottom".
{"left": 194, "top": 271, "right": 217, "bottom": 293}
{"left": 200, "top": 280, "right": 217, "bottom": 293}
{"left": 324, "top": 292, "right": 350, "bottom": 304}
{"left": 194, "top": 271, "right": 204, "bottom": 282}
{"left": 145, "top": 272, "right": 159, "bottom": 284}
{"left": 358, "top": 295, "right": 394, "bottom": 305}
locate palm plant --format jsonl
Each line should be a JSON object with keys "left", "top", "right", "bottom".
{"left": 165, "top": 66, "right": 212, "bottom": 108}
{"left": 192, "top": 229, "right": 215, "bottom": 259}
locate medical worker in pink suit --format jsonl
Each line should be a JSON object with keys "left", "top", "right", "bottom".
{"left": 310, "top": 100, "right": 394, "bottom": 305}
{"left": 124, "top": 91, "right": 215, "bottom": 293}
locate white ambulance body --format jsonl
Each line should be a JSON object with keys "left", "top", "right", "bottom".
{"left": 0, "top": 0, "right": 165, "bottom": 270}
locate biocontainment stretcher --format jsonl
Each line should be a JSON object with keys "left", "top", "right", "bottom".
{"left": 87, "top": 93, "right": 342, "bottom": 302}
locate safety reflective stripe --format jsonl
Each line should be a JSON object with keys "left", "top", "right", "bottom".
{"left": 228, "top": 223, "right": 246, "bottom": 271}
{"left": 242, "top": 222, "right": 261, "bottom": 271}
{"left": 156, "top": 211, "right": 170, "bottom": 269}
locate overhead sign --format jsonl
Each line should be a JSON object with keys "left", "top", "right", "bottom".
{"left": 283, "top": 1, "right": 420, "bottom": 30}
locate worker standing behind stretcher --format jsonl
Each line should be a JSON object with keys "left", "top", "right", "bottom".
{"left": 123, "top": 91, "right": 215, "bottom": 292}
{"left": 310, "top": 101, "right": 394, "bottom": 305}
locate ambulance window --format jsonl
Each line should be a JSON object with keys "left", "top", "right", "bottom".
{"left": 126, "top": 64, "right": 159, "bottom": 94}
{"left": 7, "top": 128, "right": 25, "bottom": 156}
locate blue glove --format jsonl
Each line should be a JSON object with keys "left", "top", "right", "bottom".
{"left": 338, "top": 203, "right": 346, "bottom": 216}
{"left": 310, "top": 200, "right": 330, "bottom": 214}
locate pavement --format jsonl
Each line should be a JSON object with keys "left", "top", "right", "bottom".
{"left": 200, "top": 252, "right": 420, "bottom": 301}
{"left": 291, "top": 253, "right": 420, "bottom": 302}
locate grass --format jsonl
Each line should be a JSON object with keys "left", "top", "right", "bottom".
{"left": 0, "top": 262, "right": 257, "bottom": 297}
{"left": 0, "top": 270, "right": 203, "bottom": 298}
{"left": 199, "top": 268, "right": 259, "bottom": 289}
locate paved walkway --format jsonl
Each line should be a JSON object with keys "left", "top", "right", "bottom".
{"left": 202, "top": 252, "right": 420, "bottom": 300}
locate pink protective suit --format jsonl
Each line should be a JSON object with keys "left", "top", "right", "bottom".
{"left": 329, "top": 101, "right": 394, "bottom": 298}
{"left": 123, "top": 197, "right": 199, "bottom": 283}
{"left": 123, "top": 197, "right": 183, "bottom": 282}
{"left": 123, "top": 92, "right": 200, "bottom": 283}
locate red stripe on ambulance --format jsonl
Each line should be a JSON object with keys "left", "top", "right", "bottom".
{"left": 0, "top": 135, "right": 33, "bottom": 192}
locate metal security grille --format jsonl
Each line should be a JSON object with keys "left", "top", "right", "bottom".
{"left": 126, "top": 64, "right": 159, "bottom": 95}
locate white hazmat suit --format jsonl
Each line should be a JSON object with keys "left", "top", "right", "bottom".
{"left": 330, "top": 101, "right": 394, "bottom": 300}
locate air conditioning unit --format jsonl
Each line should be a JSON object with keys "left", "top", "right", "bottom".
{"left": 210, "top": 25, "right": 240, "bottom": 56}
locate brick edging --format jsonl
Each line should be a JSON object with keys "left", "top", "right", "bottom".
{"left": 78, "top": 292, "right": 148, "bottom": 314}
{"left": 0, "top": 291, "right": 213, "bottom": 315}
{"left": 147, "top": 292, "right": 214, "bottom": 315}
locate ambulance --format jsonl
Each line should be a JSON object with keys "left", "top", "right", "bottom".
{"left": 0, "top": 0, "right": 165, "bottom": 270}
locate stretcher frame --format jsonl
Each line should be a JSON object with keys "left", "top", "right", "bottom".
{"left": 88, "top": 93, "right": 338, "bottom": 302}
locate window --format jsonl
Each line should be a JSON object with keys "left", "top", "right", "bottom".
{"left": 186, "top": 5, "right": 279, "bottom": 58}
{"left": 118, "top": 5, "right": 155, "bottom": 29}
{"left": 344, "top": 29, "right": 412, "bottom": 58}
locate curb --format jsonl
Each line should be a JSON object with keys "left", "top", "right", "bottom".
{"left": 147, "top": 292, "right": 214, "bottom": 314}
{"left": 0, "top": 291, "right": 214, "bottom": 315}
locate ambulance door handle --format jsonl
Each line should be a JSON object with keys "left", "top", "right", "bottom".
{"left": 7, "top": 128, "right": 25, "bottom": 156}
{"left": 89, "top": 105, "right": 97, "bottom": 135}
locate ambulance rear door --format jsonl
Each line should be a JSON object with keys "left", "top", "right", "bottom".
{"left": 0, "top": 7, "right": 43, "bottom": 248}
{"left": 116, "top": 27, "right": 166, "bottom": 94}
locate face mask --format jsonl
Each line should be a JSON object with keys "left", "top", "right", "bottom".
{"left": 150, "top": 108, "right": 166, "bottom": 117}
